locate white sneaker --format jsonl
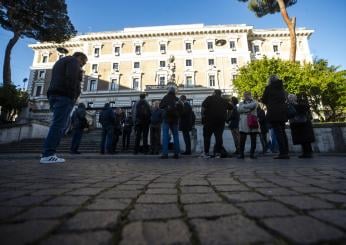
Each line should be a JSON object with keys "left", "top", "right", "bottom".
{"left": 200, "top": 153, "right": 211, "bottom": 159}
{"left": 40, "top": 155, "right": 65, "bottom": 164}
{"left": 215, "top": 153, "right": 221, "bottom": 159}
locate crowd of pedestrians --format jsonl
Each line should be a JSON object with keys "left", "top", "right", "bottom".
{"left": 39, "top": 52, "right": 316, "bottom": 163}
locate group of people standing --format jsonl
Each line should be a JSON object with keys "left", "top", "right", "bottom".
{"left": 39, "top": 51, "right": 315, "bottom": 164}
{"left": 97, "top": 87, "right": 195, "bottom": 159}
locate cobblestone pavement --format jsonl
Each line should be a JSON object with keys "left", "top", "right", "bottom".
{"left": 0, "top": 155, "right": 345, "bottom": 244}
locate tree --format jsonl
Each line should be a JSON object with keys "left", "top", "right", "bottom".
{"left": 238, "top": 0, "right": 298, "bottom": 62}
{"left": 233, "top": 57, "right": 346, "bottom": 122}
{"left": 0, "top": 84, "right": 29, "bottom": 122}
{"left": 0, "top": 0, "right": 77, "bottom": 85}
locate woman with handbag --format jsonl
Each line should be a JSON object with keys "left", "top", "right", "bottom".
{"left": 237, "top": 91, "right": 259, "bottom": 159}
{"left": 287, "top": 94, "right": 315, "bottom": 158}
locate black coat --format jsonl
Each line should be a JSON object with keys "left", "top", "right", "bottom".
{"left": 179, "top": 101, "right": 193, "bottom": 131}
{"left": 261, "top": 79, "right": 288, "bottom": 123}
{"left": 290, "top": 103, "right": 315, "bottom": 144}
{"left": 159, "top": 92, "right": 182, "bottom": 124}
{"left": 47, "top": 56, "right": 82, "bottom": 100}
{"left": 202, "top": 95, "right": 233, "bottom": 126}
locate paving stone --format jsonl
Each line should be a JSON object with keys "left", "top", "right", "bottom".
{"left": 191, "top": 215, "right": 273, "bottom": 244}
{"left": 256, "top": 187, "right": 298, "bottom": 196}
{"left": 290, "top": 186, "right": 331, "bottom": 194}
{"left": 0, "top": 190, "right": 31, "bottom": 201}
{"left": 208, "top": 179, "right": 239, "bottom": 185}
{"left": 43, "top": 196, "right": 90, "bottom": 206}
{"left": 99, "top": 190, "right": 141, "bottom": 199}
{"left": 85, "top": 199, "right": 131, "bottom": 210}
{"left": 180, "top": 180, "right": 209, "bottom": 186}
{"left": 0, "top": 220, "right": 59, "bottom": 245}
{"left": 66, "top": 188, "right": 104, "bottom": 196}
{"left": 244, "top": 181, "right": 278, "bottom": 188}
{"left": 129, "top": 204, "right": 181, "bottom": 220}
{"left": 32, "top": 188, "right": 69, "bottom": 196}
{"left": 274, "top": 195, "right": 334, "bottom": 210}
{"left": 263, "top": 216, "right": 344, "bottom": 243}
{"left": 0, "top": 206, "right": 24, "bottom": 220}
{"left": 148, "top": 183, "right": 176, "bottom": 188}
{"left": 120, "top": 220, "right": 190, "bottom": 245}
{"left": 0, "top": 195, "right": 50, "bottom": 206}
{"left": 312, "top": 193, "right": 346, "bottom": 203}
{"left": 237, "top": 201, "right": 296, "bottom": 218}
{"left": 310, "top": 209, "right": 346, "bottom": 229}
{"left": 214, "top": 185, "right": 250, "bottom": 192}
{"left": 41, "top": 231, "right": 113, "bottom": 245}
{"left": 137, "top": 194, "right": 177, "bottom": 204}
{"left": 146, "top": 188, "right": 177, "bottom": 194}
{"left": 12, "top": 206, "right": 77, "bottom": 220}
{"left": 60, "top": 211, "right": 120, "bottom": 231}
{"left": 180, "top": 186, "right": 213, "bottom": 193}
{"left": 185, "top": 203, "right": 241, "bottom": 218}
{"left": 223, "top": 192, "right": 267, "bottom": 202}
{"left": 180, "top": 193, "right": 222, "bottom": 204}
{"left": 116, "top": 185, "right": 145, "bottom": 190}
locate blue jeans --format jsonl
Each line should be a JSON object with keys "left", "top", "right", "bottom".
{"left": 70, "top": 128, "right": 83, "bottom": 152}
{"left": 43, "top": 96, "right": 74, "bottom": 157}
{"left": 162, "top": 122, "right": 180, "bottom": 155}
{"left": 269, "top": 128, "right": 279, "bottom": 153}
{"left": 100, "top": 127, "right": 114, "bottom": 153}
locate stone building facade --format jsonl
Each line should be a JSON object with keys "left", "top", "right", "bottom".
{"left": 27, "top": 23, "right": 313, "bottom": 124}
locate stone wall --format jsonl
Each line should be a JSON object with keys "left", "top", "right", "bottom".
{"left": 0, "top": 122, "right": 49, "bottom": 144}
{"left": 187, "top": 123, "right": 346, "bottom": 154}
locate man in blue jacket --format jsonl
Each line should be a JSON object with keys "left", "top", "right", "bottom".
{"left": 40, "top": 52, "right": 87, "bottom": 164}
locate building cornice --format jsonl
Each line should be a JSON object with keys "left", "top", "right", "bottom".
{"left": 28, "top": 24, "right": 314, "bottom": 50}
{"left": 250, "top": 28, "right": 314, "bottom": 38}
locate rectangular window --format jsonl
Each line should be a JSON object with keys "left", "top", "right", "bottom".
{"left": 110, "top": 79, "right": 118, "bottom": 91}
{"left": 185, "top": 42, "right": 192, "bottom": 52}
{"left": 186, "top": 59, "right": 192, "bottom": 67}
{"left": 232, "top": 75, "right": 238, "bottom": 80}
{"left": 35, "top": 86, "right": 42, "bottom": 96}
{"left": 231, "top": 58, "right": 237, "bottom": 65}
{"left": 94, "top": 47, "right": 100, "bottom": 57}
{"left": 209, "top": 75, "right": 215, "bottom": 87}
{"left": 208, "top": 59, "right": 215, "bottom": 66}
{"left": 113, "top": 63, "right": 119, "bottom": 71}
{"left": 89, "top": 80, "right": 97, "bottom": 91}
{"left": 42, "top": 55, "right": 48, "bottom": 63}
{"left": 273, "top": 45, "right": 278, "bottom": 52}
{"left": 159, "top": 61, "right": 166, "bottom": 68}
{"left": 135, "top": 45, "right": 141, "bottom": 55}
{"left": 207, "top": 41, "right": 214, "bottom": 50}
{"left": 92, "top": 64, "right": 98, "bottom": 73}
{"left": 159, "top": 76, "right": 165, "bottom": 85}
{"left": 160, "top": 44, "right": 166, "bottom": 53}
{"left": 230, "top": 41, "right": 236, "bottom": 50}
{"left": 114, "top": 47, "right": 120, "bottom": 56}
{"left": 132, "top": 78, "right": 139, "bottom": 90}
{"left": 186, "top": 76, "right": 193, "bottom": 87}
{"left": 38, "top": 70, "right": 45, "bottom": 79}
{"left": 254, "top": 45, "right": 260, "bottom": 53}
{"left": 134, "top": 62, "right": 140, "bottom": 69}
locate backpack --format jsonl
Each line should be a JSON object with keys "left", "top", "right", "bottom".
{"left": 136, "top": 101, "right": 150, "bottom": 123}
{"left": 99, "top": 110, "right": 107, "bottom": 126}
{"left": 165, "top": 100, "right": 179, "bottom": 124}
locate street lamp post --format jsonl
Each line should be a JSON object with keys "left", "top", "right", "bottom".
{"left": 22, "top": 78, "right": 28, "bottom": 91}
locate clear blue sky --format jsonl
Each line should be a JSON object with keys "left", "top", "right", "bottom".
{"left": 1, "top": 0, "right": 345, "bottom": 88}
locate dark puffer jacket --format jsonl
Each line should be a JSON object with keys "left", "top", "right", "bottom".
{"left": 47, "top": 56, "right": 82, "bottom": 100}
{"left": 261, "top": 79, "right": 288, "bottom": 123}
{"left": 290, "top": 103, "right": 315, "bottom": 144}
